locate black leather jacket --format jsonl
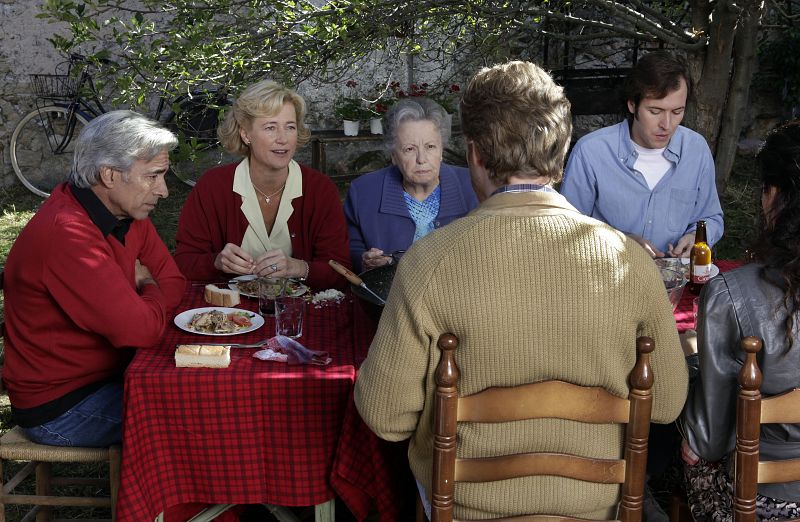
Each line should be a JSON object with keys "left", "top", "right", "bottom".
{"left": 682, "top": 263, "right": 800, "bottom": 500}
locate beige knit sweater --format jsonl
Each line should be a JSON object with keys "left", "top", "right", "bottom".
{"left": 354, "top": 191, "right": 688, "bottom": 520}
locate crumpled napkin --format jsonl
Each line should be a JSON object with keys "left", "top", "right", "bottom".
{"left": 253, "top": 335, "right": 332, "bottom": 366}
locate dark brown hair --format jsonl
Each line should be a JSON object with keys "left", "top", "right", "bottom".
{"left": 623, "top": 51, "right": 691, "bottom": 116}
{"left": 751, "top": 119, "right": 800, "bottom": 348}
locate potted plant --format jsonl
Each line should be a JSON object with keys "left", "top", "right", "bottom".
{"left": 368, "top": 101, "right": 389, "bottom": 135}
{"left": 431, "top": 84, "right": 461, "bottom": 130}
{"left": 334, "top": 80, "right": 370, "bottom": 136}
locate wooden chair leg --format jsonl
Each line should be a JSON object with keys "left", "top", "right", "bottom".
{"left": 109, "top": 446, "right": 121, "bottom": 521}
{"left": 35, "top": 462, "right": 52, "bottom": 522}
{"left": 0, "top": 456, "right": 5, "bottom": 522}
{"left": 668, "top": 490, "right": 691, "bottom": 522}
{"left": 314, "top": 499, "right": 335, "bottom": 522}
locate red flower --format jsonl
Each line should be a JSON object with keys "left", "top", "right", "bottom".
{"left": 397, "top": 90, "right": 407, "bottom": 98}
{"left": 346, "top": 79, "right": 357, "bottom": 88}
{"left": 375, "top": 103, "right": 388, "bottom": 114}
{"left": 448, "top": 84, "right": 460, "bottom": 93}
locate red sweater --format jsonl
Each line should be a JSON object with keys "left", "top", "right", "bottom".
{"left": 3, "top": 184, "right": 186, "bottom": 409}
{"left": 174, "top": 162, "right": 351, "bottom": 289}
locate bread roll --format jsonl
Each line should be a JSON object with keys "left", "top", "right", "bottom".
{"left": 175, "top": 345, "right": 231, "bottom": 368}
{"left": 204, "top": 284, "right": 240, "bottom": 307}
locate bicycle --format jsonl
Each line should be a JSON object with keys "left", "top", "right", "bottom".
{"left": 10, "top": 53, "right": 231, "bottom": 197}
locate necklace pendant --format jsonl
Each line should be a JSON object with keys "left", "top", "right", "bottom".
{"left": 265, "top": 196, "right": 271, "bottom": 204}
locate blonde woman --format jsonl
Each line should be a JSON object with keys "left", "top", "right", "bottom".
{"left": 175, "top": 80, "right": 351, "bottom": 288}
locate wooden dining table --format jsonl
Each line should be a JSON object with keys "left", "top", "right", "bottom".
{"left": 115, "top": 285, "right": 407, "bottom": 522}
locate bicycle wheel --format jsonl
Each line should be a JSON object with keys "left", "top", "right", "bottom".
{"left": 166, "top": 90, "right": 234, "bottom": 186}
{"left": 170, "top": 141, "right": 237, "bottom": 187}
{"left": 10, "top": 106, "right": 90, "bottom": 197}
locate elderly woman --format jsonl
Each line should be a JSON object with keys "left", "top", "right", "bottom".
{"left": 681, "top": 120, "right": 800, "bottom": 521}
{"left": 343, "top": 97, "right": 478, "bottom": 272}
{"left": 174, "top": 80, "right": 351, "bottom": 289}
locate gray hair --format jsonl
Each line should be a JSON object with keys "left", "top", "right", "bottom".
{"left": 69, "top": 110, "right": 178, "bottom": 188}
{"left": 383, "top": 97, "right": 451, "bottom": 152}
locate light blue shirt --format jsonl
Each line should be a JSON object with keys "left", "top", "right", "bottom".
{"left": 403, "top": 185, "right": 441, "bottom": 242}
{"left": 561, "top": 121, "right": 723, "bottom": 253}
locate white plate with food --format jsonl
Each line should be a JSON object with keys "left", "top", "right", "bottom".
{"left": 228, "top": 275, "right": 309, "bottom": 299}
{"left": 174, "top": 307, "right": 264, "bottom": 336}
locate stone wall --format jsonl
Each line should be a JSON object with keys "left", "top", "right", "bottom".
{"left": 0, "top": 0, "right": 69, "bottom": 189}
{"left": 0, "top": 0, "right": 410, "bottom": 191}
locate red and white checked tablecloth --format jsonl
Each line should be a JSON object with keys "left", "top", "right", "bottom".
{"left": 116, "top": 287, "right": 404, "bottom": 521}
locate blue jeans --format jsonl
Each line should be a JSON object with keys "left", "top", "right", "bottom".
{"left": 23, "top": 382, "right": 123, "bottom": 447}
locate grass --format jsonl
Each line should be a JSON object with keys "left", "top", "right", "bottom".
{"left": 713, "top": 155, "right": 760, "bottom": 260}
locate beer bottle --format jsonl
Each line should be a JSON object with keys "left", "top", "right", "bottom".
{"left": 689, "top": 220, "right": 712, "bottom": 293}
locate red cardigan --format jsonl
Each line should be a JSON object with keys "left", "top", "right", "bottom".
{"left": 3, "top": 184, "right": 186, "bottom": 409}
{"left": 174, "top": 162, "right": 351, "bottom": 290}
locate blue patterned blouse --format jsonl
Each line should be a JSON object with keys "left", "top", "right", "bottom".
{"left": 403, "top": 186, "right": 442, "bottom": 243}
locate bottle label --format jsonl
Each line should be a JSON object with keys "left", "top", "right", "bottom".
{"left": 692, "top": 264, "right": 711, "bottom": 284}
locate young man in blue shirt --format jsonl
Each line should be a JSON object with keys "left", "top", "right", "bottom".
{"left": 561, "top": 51, "right": 723, "bottom": 258}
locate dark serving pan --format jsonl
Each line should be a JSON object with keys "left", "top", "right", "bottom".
{"left": 351, "top": 263, "right": 397, "bottom": 307}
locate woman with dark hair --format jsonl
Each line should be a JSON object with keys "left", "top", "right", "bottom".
{"left": 343, "top": 97, "right": 478, "bottom": 272}
{"left": 681, "top": 120, "right": 800, "bottom": 521}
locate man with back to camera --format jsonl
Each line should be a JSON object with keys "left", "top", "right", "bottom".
{"left": 3, "top": 110, "right": 186, "bottom": 447}
{"left": 560, "top": 51, "right": 723, "bottom": 258}
{"left": 354, "top": 60, "right": 688, "bottom": 520}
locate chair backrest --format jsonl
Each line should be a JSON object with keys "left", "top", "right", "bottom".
{"left": 430, "top": 333, "right": 655, "bottom": 522}
{"left": 734, "top": 336, "right": 800, "bottom": 522}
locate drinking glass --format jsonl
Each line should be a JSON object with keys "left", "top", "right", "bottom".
{"left": 258, "top": 277, "right": 285, "bottom": 316}
{"left": 275, "top": 295, "right": 306, "bottom": 339}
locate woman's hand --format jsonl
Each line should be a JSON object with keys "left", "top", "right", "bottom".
{"left": 214, "top": 243, "right": 256, "bottom": 275}
{"left": 362, "top": 248, "right": 392, "bottom": 270}
{"left": 681, "top": 438, "right": 700, "bottom": 466}
{"left": 255, "top": 249, "right": 307, "bottom": 279}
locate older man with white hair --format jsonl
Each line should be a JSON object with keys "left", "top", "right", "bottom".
{"left": 3, "top": 110, "right": 186, "bottom": 447}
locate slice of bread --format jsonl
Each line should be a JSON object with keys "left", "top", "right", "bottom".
{"left": 204, "top": 284, "right": 240, "bottom": 307}
{"left": 175, "top": 345, "right": 231, "bottom": 368}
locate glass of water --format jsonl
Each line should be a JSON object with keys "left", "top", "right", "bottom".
{"left": 258, "top": 277, "right": 285, "bottom": 316}
{"left": 275, "top": 295, "right": 306, "bottom": 339}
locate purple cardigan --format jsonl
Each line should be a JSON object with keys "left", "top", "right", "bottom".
{"left": 344, "top": 163, "right": 479, "bottom": 272}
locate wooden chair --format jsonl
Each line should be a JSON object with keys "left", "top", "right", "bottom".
{"left": 734, "top": 336, "right": 800, "bottom": 522}
{"left": 0, "top": 269, "right": 121, "bottom": 521}
{"left": 421, "top": 333, "right": 655, "bottom": 522}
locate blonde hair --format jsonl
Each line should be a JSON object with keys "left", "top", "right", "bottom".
{"left": 460, "top": 61, "right": 572, "bottom": 185}
{"left": 218, "top": 80, "right": 311, "bottom": 156}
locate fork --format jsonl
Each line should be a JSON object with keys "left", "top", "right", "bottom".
{"left": 178, "top": 339, "right": 271, "bottom": 349}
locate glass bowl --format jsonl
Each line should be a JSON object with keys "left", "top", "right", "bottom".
{"left": 660, "top": 267, "right": 688, "bottom": 311}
